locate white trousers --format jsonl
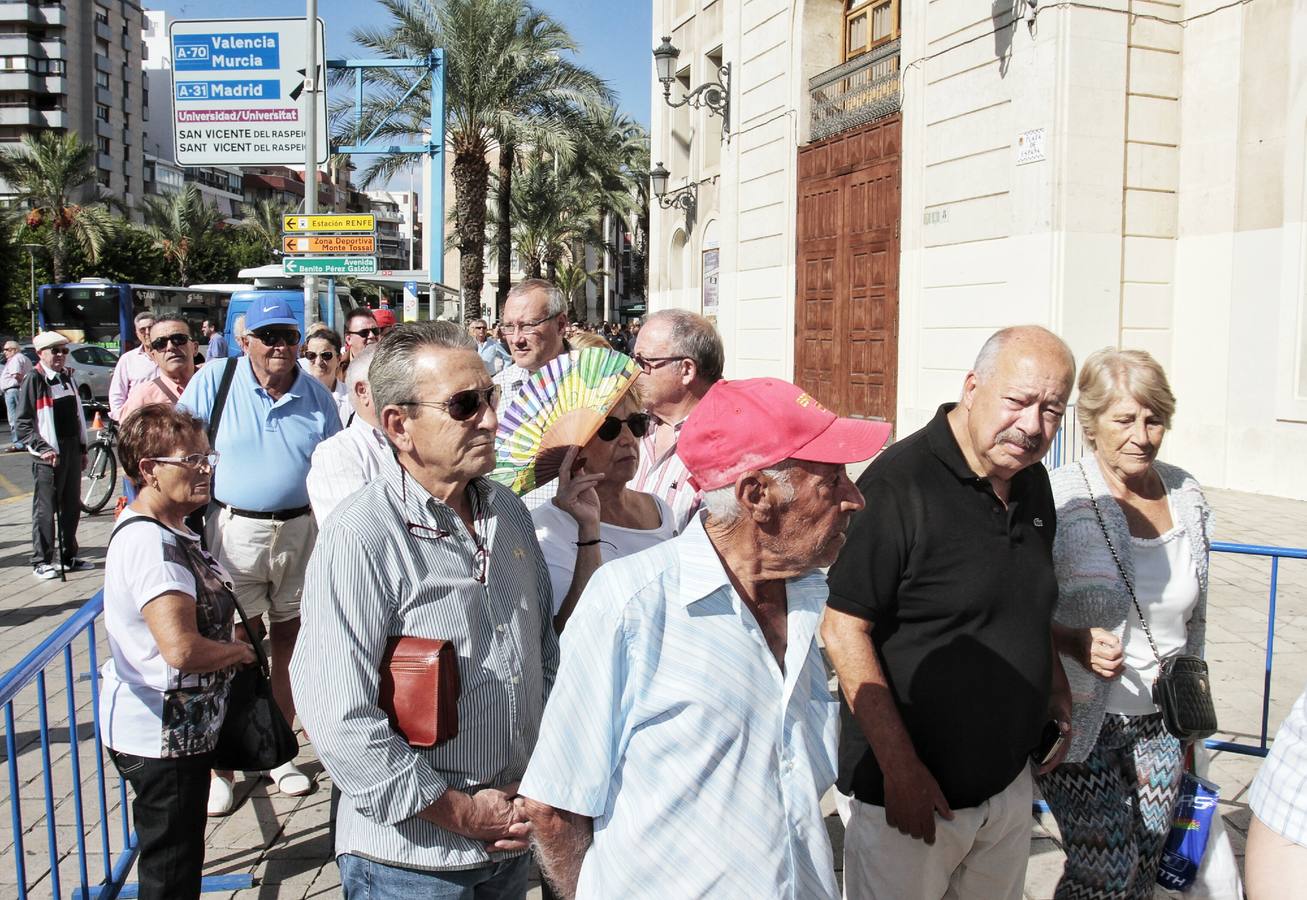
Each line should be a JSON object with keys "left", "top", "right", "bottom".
{"left": 843, "top": 767, "right": 1032, "bottom": 900}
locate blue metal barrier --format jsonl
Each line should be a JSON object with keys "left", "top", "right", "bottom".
{"left": 0, "top": 590, "right": 253, "bottom": 899}
{"left": 1206, "top": 540, "right": 1307, "bottom": 758}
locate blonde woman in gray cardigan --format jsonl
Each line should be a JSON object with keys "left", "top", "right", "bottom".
{"left": 1037, "top": 348, "right": 1210, "bottom": 900}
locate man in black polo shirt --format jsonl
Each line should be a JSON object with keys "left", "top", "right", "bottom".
{"left": 822, "top": 325, "right": 1075, "bottom": 900}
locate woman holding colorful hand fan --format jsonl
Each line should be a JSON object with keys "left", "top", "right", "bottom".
{"left": 530, "top": 386, "right": 677, "bottom": 631}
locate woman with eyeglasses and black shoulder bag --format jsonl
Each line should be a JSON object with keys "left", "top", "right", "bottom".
{"left": 98, "top": 404, "right": 256, "bottom": 900}
{"left": 1037, "top": 348, "right": 1228, "bottom": 899}
{"left": 531, "top": 383, "right": 678, "bottom": 632}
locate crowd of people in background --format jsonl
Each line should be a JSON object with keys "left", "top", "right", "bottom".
{"left": 9, "top": 281, "right": 1307, "bottom": 900}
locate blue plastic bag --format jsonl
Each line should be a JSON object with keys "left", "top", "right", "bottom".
{"left": 1157, "top": 771, "right": 1220, "bottom": 892}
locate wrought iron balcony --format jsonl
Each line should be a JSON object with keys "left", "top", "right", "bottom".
{"left": 808, "top": 39, "right": 901, "bottom": 143}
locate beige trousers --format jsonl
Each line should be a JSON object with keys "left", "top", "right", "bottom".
{"left": 843, "top": 767, "right": 1032, "bottom": 900}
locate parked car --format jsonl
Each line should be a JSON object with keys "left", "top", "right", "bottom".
{"left": 21, "top": 342, "right": 118, "bottom": 401}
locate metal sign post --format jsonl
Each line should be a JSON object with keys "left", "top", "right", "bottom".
{"left": 329, "top": 52, "right": 445, "bottom": 291}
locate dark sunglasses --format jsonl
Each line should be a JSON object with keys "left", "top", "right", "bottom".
{"left": 303, "top": 350, "right": 336, "bottom": 363}
{"left": 252, "top": 328, "right": 300, "bottom": 347}
{"left": 149, "top": 333, "right": 192, "bottom": 351}
{"left": 596, "top": 412, "right": 652, "bottom": 442}
{"left": 347, "top": 327, "right": 381, "bottom": 339}
{"left": 398, "top": 385, "right": 500, "bottom": 422}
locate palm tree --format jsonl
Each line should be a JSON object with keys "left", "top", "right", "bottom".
{"left": 239, "top": 197, "right": 300, "bottom": 254}
{"left": 344, "top": 0, "right": 610, "bottom": 320}
{"left": 508, "top": 149, "right": 592, "bottom": 279}
{"left": 552, "top": 258, "right": 605, "bottom": 322}
{"left": 0, "top": 132, "right": 117, "bottom": 284}
{"left": 142, "top": 184, "right": 225, "bottom": 285}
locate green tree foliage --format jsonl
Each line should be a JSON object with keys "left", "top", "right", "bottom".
{"left": 142, "top": 184, "right": 226, "bottom": 285}
{"left": 0, "top": 132, "right": 117, "bottom": 284}
{"left": 344, "top": 0, "right": 610, "bottom": 319}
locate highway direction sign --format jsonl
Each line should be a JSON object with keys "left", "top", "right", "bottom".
{"left": 282, "top": 214, "right": 376, "bottom": 233}
{"left": 282, "top": 235, "right": 377, "bottom": 254}
{"left": 283, "top": 256, "right": 379, "bottom": 276}
{"left": 170, "top": 17, "right": 327, "bottom": 166}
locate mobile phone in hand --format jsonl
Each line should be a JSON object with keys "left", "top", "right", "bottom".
{"left": 1032, "top": 719, "right": 1066, "bottom": 767}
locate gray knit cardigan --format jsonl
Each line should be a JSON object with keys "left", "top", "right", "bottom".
{"left": 1049, "top": 455, "right": 1211, "bottom": 763}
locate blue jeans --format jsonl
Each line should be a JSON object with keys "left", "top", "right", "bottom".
{"left": 4, "top": 387, "right": 21, "bottom": 447}
{"left": 338, "top": 853, "right": 530, "bottom": 900}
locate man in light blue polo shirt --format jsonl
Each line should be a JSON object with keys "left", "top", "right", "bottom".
{"left": 178, "top": 296, "right": 341, "bottom": 813}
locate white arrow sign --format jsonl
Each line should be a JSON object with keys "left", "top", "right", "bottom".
{"left": 169, "top": 17, "right": 328, "bottom": 167}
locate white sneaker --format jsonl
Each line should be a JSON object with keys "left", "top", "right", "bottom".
{"left": 207, "top": 774, "right": 235, "bottom": 816}
{"left": 269, "top": 761, "right": 312, "bottom": 796}
{"left": 33, "top": 564, "right": 58, "bottom": 580}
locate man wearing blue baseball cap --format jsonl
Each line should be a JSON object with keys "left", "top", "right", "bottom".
{"left": 178, "top": 297, "right": 342, "bottom": 814}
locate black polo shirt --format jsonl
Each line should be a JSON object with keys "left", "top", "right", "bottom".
{"left": 827, "top": 403, "right": 1058, "bottom": 809}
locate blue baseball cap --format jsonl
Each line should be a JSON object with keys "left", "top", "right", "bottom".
{"left": 245, "top": 297, "right": 299, "bottom": 331}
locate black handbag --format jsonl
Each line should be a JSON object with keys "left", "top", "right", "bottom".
{"left": 1079, "top": 463, "right": 1218, "bottom": 742}
{"left": 211, "top": 592, "right": 299, "bottom": 771}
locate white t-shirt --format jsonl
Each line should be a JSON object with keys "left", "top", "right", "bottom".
{"left": 99, "top": 510, "right": 237, "bottom": 757}
{"left": 531, "top": 494, "right": 679, "bottom": 615}
{"left": 1106, "top": 524, "right": 1201, "bottom": 715}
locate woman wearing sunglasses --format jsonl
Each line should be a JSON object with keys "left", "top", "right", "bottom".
{"left": 532, "top": 387, "right": 678, "bottom": 632}
{"left": 301, "top": 330, "right": 350, "bottom": 425}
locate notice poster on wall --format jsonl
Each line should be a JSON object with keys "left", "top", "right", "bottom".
{"left": 702, "top": 248, "right": 720, "bottom": 317}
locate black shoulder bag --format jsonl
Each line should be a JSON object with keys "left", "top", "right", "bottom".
{"left": 192, "top": 358, "right": 238, "bottom": 544}
{"left": 110, "top": 515, "right": 297, "bottom": 770}
{"left": 1077, "top": 462, "right": 1217, "bottom": 742}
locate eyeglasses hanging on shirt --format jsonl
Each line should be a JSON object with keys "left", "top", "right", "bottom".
{"left": 400, "top": 468, "right": 490, "bottom": 584}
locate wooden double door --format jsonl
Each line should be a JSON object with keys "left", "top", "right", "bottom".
{"left": 795, "top": 113, "right": 901, "bottom": 423}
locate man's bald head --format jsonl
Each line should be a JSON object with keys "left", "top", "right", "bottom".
{"left": 973, "top": 325, "right": 1075, "bottom": 391}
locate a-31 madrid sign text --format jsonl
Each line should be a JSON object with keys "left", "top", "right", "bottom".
{"left": 169, "top": 17, "right": 328, "bottom": 167}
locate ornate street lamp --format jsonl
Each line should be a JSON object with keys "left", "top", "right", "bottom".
{"left": 650, "top": 162, "right": 698, "bottom": 228}
{"left": 653, "top": 37, "right": 731, "bottom": 139}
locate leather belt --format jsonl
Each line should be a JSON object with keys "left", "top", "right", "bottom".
{"left": 215, "top": 500, "right": 312, "bottom": 521}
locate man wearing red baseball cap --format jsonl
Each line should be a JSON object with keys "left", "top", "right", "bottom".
{"left": 519, "top": 377, "right": 889, "bottom": 899}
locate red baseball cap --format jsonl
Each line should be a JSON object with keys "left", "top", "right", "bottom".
{"left": 680, "top": 378, "right": 893, "bottom": 490}
{"left": 372, "top": 308, "right": 397, "bottom": 328}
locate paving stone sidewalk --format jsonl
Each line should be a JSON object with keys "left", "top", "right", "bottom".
{"left": 0, "top": 484, "right": 1303, "bottom": 898}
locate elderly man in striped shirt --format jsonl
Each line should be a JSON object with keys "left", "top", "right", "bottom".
{"left": 292, "top": 321, "right": 557, "bottom": 898}
{"left": 519, "top": 378, "right": 891, "bottom": 899}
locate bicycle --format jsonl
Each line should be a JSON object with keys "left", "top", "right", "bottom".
{"left": 81, "top": 403, "right": 119, "bottom": 515}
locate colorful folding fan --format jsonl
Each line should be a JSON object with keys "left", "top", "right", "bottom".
{"left": 490, "top": 348, "right": 641, "bottom": 495}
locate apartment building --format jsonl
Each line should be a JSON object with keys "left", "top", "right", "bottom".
{"left": 649, "top": 0, "right": 1307, "bottom": 500}
{"left": 0, "top": 0, "right": 148, "bottom": 207}
{"left": 366, "top": 188, "right": 422, "bottom": 269}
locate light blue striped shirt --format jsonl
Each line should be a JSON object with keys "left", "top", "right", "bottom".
{"left": 519, "top": 513, "right": 841, "bottom": 899}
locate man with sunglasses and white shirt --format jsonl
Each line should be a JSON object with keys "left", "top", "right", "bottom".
{"left": 120, "top": 318, "right": 199, "bottom": 419}
{"left": 178, "top": 296, "right": 341, "bottom": 812}
{"left": 293, "top": 321, "right": 557, "bottom": 899}
{"left": 629, "top": 309, "right": 724, "bottom": 530}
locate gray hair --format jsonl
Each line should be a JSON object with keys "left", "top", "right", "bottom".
{"left": 346, "top": 343, "right": 378, "bottom": 391}
{"left": 973, "top": 325, "right": 1074, "bottom": 382}
{"left": 701, "top": 461, "right": 795, "bottom": 523}
{"left": 369, "top": 321, "right": 476, "bottom": 415}
{"left": 507, "top": 277, "right": 565, "bottom": 318}
{"left": 134, "top": 310, "right": 156, "bottom": 326}
{"left": 646, "top": 309, "right": 724, "bottom": 383}
{"left": 233, "top": 314, "right": 247, "bottom": 340}
{"left": 1076, "top": 347, "right": 1176, "bottom": 450}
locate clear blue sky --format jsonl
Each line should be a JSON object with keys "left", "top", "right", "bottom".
{"left": 146, "top": 1, "right": 652, "bottom": 126}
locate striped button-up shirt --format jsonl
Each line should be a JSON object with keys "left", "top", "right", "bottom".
{"left": 519, "top": 513, "right": 841, "bottom": 899}
{"left": 291, "top": 462, "right": 559, "bottom": 871}
{"left": 629, "top": 416, "right": 701, "bottom": 531}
